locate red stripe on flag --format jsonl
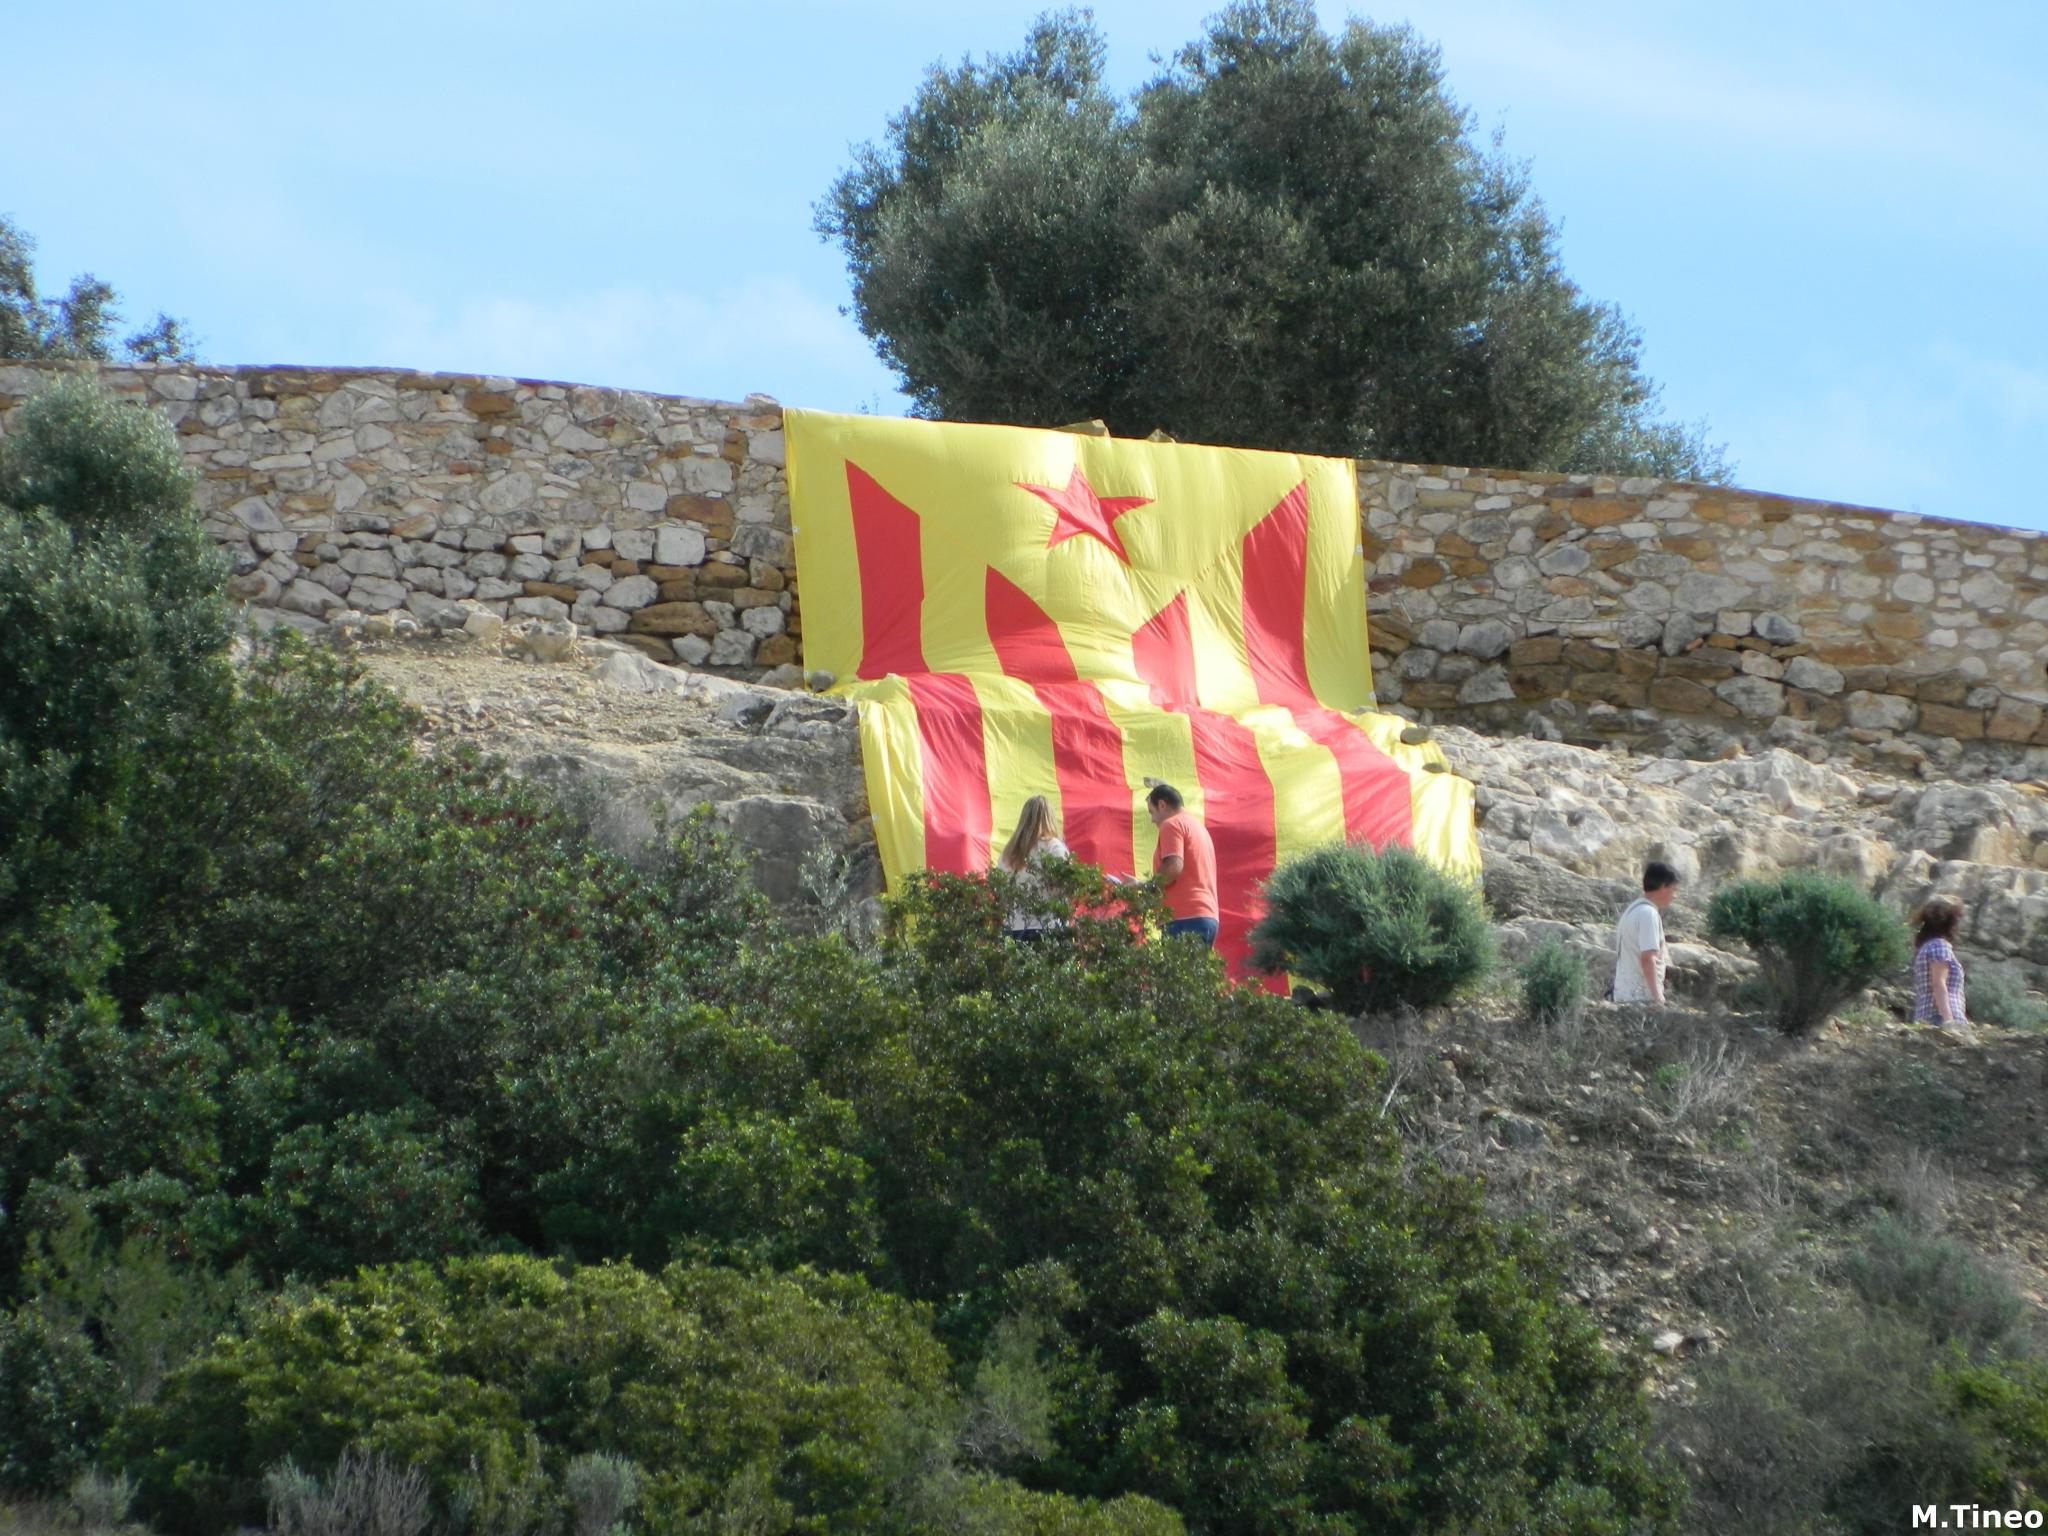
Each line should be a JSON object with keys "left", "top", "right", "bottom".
{"left": 847, "top": 461, "right": 928, "bottom": 678}
{"left": 1134, "top": 593, "right": 1283, "bottom": 988}
{"left": 1241, "top": 483, "right": 1414, "bottom": 851}
{"left": 986, "top": 569, "right": 1136, "bottom": 877}
{"left": 846, "top": 461, "right": 991, "bottom": 873}
{"left": 904, "top": 672, "right": 995, "bottom": 874}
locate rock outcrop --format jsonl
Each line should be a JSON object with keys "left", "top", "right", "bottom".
{"left": 358, "top": 642, "right": 2047, "bottom": 993}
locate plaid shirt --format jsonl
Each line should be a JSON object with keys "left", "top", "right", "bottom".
{"left": 1913, "top": 937, "right": 1966, "bottom": 1023}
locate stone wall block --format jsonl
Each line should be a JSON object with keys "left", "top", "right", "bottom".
{"left": 655, "top": 525, "right": 707, "bottom": 567}
{"left": 710, "top": 629, "right": 757, "bottom": 666}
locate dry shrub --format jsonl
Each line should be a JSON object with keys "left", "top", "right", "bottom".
{"left": 263, "top": 1453, "right": 430, "bottom": 1536}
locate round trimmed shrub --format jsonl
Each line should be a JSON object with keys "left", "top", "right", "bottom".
{"left": 1706, "top": 871, "right": 1910, "bottom": 1035}
{"left": 1249, "top": 843, "right": 1495, "bottom": 1014}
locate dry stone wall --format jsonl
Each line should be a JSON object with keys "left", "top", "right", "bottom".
{"left": 0, "top": 362, "right": 801, "bottom": 676}
{"left": 3, "top": 362, "right": 2044, "bottom": 774}
{"left": 1360, "top": 463, "right": 2048, "bottom": 774}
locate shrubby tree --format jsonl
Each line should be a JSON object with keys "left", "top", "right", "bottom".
{"left": 1706, "top": 871, "right": 1909, "bottom": 1034}
{"left": 126, "top": 1256, "right": 1178, "bottom": 1536}
{"left": 0, "top": 216, "right": 192, "bottom": 363}
{"left": 820, "top": 1, "right": 1728, "bottom": 480}
{"left": 1669, "top": 1213, "right": 2048, "bottom": 1533}
{"left": 1250, "top": 842, "right": 1496, "bottom": 1014}
{"left": 735, "top": 870, "right": 1675, "bottom": 1532}
{"left": 0, "top": 376, "right": 233, "bottom": 949}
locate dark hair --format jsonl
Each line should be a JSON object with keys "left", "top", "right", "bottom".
{"left": 1147, "top": 783, "right": 1184, "bottom": 812}
{"left": 1913, "top": 895, "right": 1962, "bottom": 949}
{"left": 1642, "top": 861, "right": 1681, "bottom": 893}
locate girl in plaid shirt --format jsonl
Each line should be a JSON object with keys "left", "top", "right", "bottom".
{"left": 1911, "top": 896, "right": 1969, "bottom": 1034}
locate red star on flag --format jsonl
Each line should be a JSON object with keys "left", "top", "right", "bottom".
{"left": 1017, "top": 467, "right": 1152, "bottom": 564}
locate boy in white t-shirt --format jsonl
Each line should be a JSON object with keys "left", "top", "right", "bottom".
{"left": 1613, "top": 861, "right": 1681, "bottom": 1005}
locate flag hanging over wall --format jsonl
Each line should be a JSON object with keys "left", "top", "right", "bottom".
{"left": 785, "top": 409, "right": 1479, "bottom": 982}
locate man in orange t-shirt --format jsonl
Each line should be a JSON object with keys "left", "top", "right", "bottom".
{"left": 1146, "top": 784, "right": 1219, "bottom": 947}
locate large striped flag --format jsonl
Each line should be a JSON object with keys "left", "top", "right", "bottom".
{"left": 785, "top": 409, "right": 1479, "bottom": 983}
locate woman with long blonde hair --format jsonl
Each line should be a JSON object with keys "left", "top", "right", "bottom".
{"left": 998, "top": 795, "right": 1070, "bottom": 940}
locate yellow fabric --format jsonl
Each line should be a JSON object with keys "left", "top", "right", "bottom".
{"left": 785, "top": 408, "right": 1480, "bottom": 970}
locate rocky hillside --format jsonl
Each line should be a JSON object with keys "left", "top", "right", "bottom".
{"left": 358, "top": 634, "right": 2048, "bottom": 990}
{"left": 359, "top": 634, "right": 2048, "bottom": 1435}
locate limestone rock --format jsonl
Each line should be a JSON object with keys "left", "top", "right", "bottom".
{"left": 280, "top": 578, "right": 344, "bottom": 617}
{"left": 1783, "top": 657, "right": 1845, "bottom": 694}
{"left": 1715, "top": 675, "right": 1786, "bottom": 719}
{"left": 654, "top": 525, "right": 707, "bottom": 567}
{"left": 505, "top": 619, "right": 581, "bottom": 663}
{"left": 595, "top": 649, "right": 686, "bottom": 694}
{"left": 606, "top": 575, "right": 659, "bottom": 610}
{"left": 1457, "top": 666, "right": 1516, "bottom": 705}
{"left": 1847, "top": 691, "right": 1918, "bottom": 733}
{"left": 710, "top": 629, "right": 757, "bottom": 667}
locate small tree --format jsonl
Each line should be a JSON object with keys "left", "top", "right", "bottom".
{"left": 1250, "top": 842, "right": 1494, "bottom": 1014}
{"left": 1707, "top": 872, "right": 1909, "bottom": 1035}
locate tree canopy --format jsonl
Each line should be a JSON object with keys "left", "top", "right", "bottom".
{"left": 0, "top": 215, "right": 193, "bottom": 364}
{"left": 819, "top": 1, "right": 1728, "bottom": 480}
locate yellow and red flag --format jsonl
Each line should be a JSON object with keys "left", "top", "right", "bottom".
{"left": 786, "top": 409, "right": 1478, "bottom": 984}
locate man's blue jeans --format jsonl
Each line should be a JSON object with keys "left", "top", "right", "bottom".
{"left": 1166, "top": 916, "right": 1218, "bottom": 947}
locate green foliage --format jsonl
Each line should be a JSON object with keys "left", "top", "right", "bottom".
{"left": 0, "top": 375, "right": 194, "bottom": 534}
{"left": 0, "top": 217, "right": 191, "bottom": 363}
{"left": 0, "top": 379, "right": 232, "bottom": 936}
{"left": 1706, "top": 872, "right": 1910, "bottom": 1035}
{"left": 1674, "top": 1293, "right": 2048, "bottom": 1533}
{"left": 1520, "top": 938, "right": 1589, "bottom": 1027}
{"left": 68, "top": 1468, "right": 138, "bottom": 1536}
{"left": 1970, "top": 970, "right": 2048, "bottom": 1032}
{"left": 564, "top": 1452, "right": 638, "bottom": 1536}
{"left": 1249, "top": 842, "right": 1495, "bottom": 1014}
{"left": 126, "top": 1255, "right": 1165, "bottom": 1536}
{"left": 0, "top": 1305, "right": 120, "bottom": 1492}
{"left": 1840, "top": 1215, "right": 2028, "bottom": 1357}
{"left": 777, "top": 870, "right": 1677, "bottom": 1532}
{"left": 819, "top": 2, "right": 1727, "bottom": 479}
{"left": 1866, "top": 1056, "right": 1981, "bottom": 1149}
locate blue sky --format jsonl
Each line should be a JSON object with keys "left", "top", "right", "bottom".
{"left": 6, "top": 0, "right": 2045, "bottom": 531}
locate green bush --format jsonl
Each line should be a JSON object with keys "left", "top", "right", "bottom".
{"left": 776, "top": 871, "right": 1679, "bottom": 1533}
{"left": 0, "top": 1305, "right": 120, "bottom": 1492}
{"left": 0, "top": 379, "right": 232, "bottom": 940}
{"left": 124, "top": 1255, "right": 1171, "bottom": 1536}
{"left": 1841, "top": 1215, "right": 2028, "bottom": 1356}
{"left": 1706, "top": 872, "right": 1910, "bottom": 1034}
{"left": 1520, "top": 938, "right": 1589, "bottom": 1027}
{"left": 1249, "top": 843, "right": 1495, "bottom": 1014}
{"left": 1970, "top": 970, "right": 2048, "bottom": 1032}
{"left": 1674, "top": 1301, "right": 2048, "bottom": 1534}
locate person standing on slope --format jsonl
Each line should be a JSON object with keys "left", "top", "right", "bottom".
{"left": 1614, "top": 861, "right": 1681, "bottom": 1005}
{"left": 1910, "top": 895, "right": 1975, "bottom": 1043}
